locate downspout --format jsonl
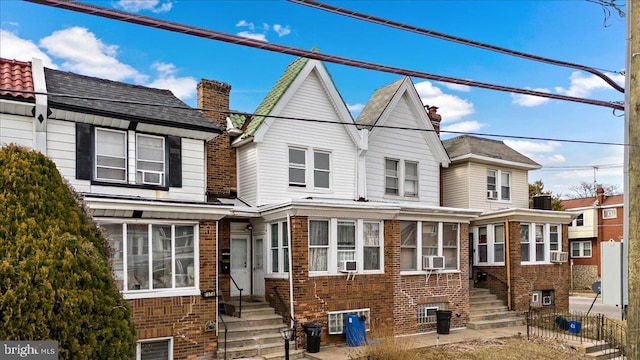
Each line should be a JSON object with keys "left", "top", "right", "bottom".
{"left": 287, "top": 213, "right": 295, "bottom": 328}
{"left": 216, "top": 220, "right": 220, "bottom": 335}
{"left": 505, "top": 218, "right": 512, "bottom": 310}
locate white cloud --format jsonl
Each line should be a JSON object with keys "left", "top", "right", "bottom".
{"left": 236, "top": 20, "right": 255, "bottom": 31}
{"left": 510, "top": 87, "right": 550, "bottom": 107}
{"left": 347, "top": 103, "right": 365, "bottom": 112}
{"left": 439, "top": 82, "right": 471, "bottom": 92}
{"left": 273, "top": 24, "right": 291, "bottom": 37}
{"left": 504, "top": 140, "right": 565, "bottom": 165}
{"left": 39, "top": 27, "right": 148, "bottom": 83}
{"left": 236, "top": 20, "right": 291, "bottom": 41}
{"left": 147, "top": 62, "right": 197, "bottom": 100}
{"left": 414, "top": 80, "right": 474, "bottom": 122}
{"left": 441, "top": 120, "right": 485, "bottom": 134}
{"left": 237, "top": 31, "right": 267, "bottom": 42}
{"left": 116, "top": 0, "right": 173, "bottom": 13}
{"left": 554, "top": 71, "right": 625, "bottom": 98}
{"left": 0, "top": 29, "right": 57, "bottom": 68}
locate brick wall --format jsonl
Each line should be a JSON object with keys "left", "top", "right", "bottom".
{"left": 270, "top": 217, "right": 471, "bottom": 349}
{"left": 474, "top": 221, "right": 570, "bottom": 312}
{"left": 197, "top": 79, "right": 236, "bottom": 199}
{"left": 128, "top": 220, "right": 218, "bottom": 360}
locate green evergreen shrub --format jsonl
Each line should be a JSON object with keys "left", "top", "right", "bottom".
{"left": 0, "top": 144, "right": 136, "bottom": 359}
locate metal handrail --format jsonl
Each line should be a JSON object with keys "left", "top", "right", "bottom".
{"left": 228, "top": 274, "right": 243, "bottom": 318}
{"left": 273, "top": 286, "right": 299, "bottom": 350}
{"left": 218, "top": 296, "right": 228, "bottom": 360}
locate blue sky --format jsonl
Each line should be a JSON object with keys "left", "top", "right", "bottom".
{"left": 0, "top": 0, "right": 627, "bottom": 198}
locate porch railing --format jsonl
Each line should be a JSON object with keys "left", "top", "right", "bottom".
{"left": 526, "top": 307, "right": 626, "bottom": 358}
{"left": 218, "top": 295, "right": 228, "bottom": 360}
{"left": 273, "top": 286, "right": 298, "bottom": 350}
{"left": 228, "top": 274, "right": 243, "bottom": 318}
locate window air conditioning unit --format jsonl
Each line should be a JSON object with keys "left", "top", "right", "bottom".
{"left": 139, "top": 170, "right": 164, "bottom": 185}
{"left": 422, "top": 256, "right": 445, "bottom": 270}
{"left": 487, "top": 190, "right": 498, "bottom": 199}
{"left": 542, "top": 296, "right": 552, "bottom": 306}
{"left": 550, "top": 251, "right": 568, "bottom": 263}
{"left": 339, "top": 260, "right": 357, "bottom": 272}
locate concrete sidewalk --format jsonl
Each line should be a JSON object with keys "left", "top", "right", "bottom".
{"left": 303, "top": 324, "right": 528, "bottom": 360}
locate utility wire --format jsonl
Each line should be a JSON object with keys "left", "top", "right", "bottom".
{"left": 290, "top": 0, "right": 625, "bottom": 93}
{"left": 23, "top": 0, "right": 624, "bottom": 111}
{"left": 5, "top": 88, "right": 631, "bottom": 147}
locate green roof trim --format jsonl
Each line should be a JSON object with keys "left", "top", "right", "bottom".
{"left": 242, "top": 56, "right": 310, "bottom": 138}
{"left": 229, "top": 112, "right": 247, "bottom": 129}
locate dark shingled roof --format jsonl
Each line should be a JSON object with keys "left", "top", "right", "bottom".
{"left": 442, "top": 135, "right": 539, "bottom": 167}
{"left": 356, "top": 78, "right": 405, "bottom": 127}
{"left": 44, "top": 68, "right": 223, "bottom": 133}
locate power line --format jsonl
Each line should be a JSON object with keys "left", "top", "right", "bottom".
{"left": 290, "top": 0, "right": 625, "bottom": 93}
{"left": 23, "top": 0, "right": 624, "bottom": 112}
{"left": 4, "top": 88, "right": 631, "bottom": 147}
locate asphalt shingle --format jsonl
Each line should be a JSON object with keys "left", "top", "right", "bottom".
{"left": 442, "top": 135, "right": 540, "bottom": 167}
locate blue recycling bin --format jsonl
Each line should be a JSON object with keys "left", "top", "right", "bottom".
{"left": 568, "top": 321, "right": 581, "bottom": 334}
{"left": 345, "top": 314, "right": 367, "bottom": 347}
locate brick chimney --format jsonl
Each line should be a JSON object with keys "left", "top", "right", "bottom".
{"left": 197, "top": 79, "right": 236, "bottom": 200}
{"left": 596, "top": 184, "right": 605, "bottom": 205}
{"left": 426, "top": 106, "right": 441, "bottom": 135}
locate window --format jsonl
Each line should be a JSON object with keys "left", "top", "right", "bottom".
{"left": 385, "top": 158, "right": 419, "bottom": 197}
{"left": 494, "top": 225, "right": 505, "bottom": 263}
{"left": 309, "top": 220, "right": 329, "bottom": 272}
{"left": 76, "top": 123, "right": 182, "bottom": 188}
{"left": 475, "top": 224, "right": 504, "bottom": 265}
{"left": 337, "top": 221, "right": 356, "bottom": 265}
{"left": 308, "top": 219, "right": 384, "bottom": 274}
{"left": 328, "top": 309, "right": 370, "bottom": 334}
{"left": 314, "top": 151, "right": 330, "bottom": 189}
{"left": 103, "top": 223, "right": 196, "bottom": 294}
{"left": 400, "top": 222, "right": 417, "bottom": 270}
{"left": 404, "top": 161, "right": 418, "bottom": 197}
{"left": 400, "top": 221, "right": 460, "bottom": 272}
{"left": 521, "top": 223, "right": 562, "bottom": 264}
{"left": 385, "top": 159, "right": 399, "bottom": 195}
{"left": 478, "top": 227, "right": 488, "bottom": 263}
{"left": 571, "top": 213, "right": 584, "bottom": 227}
{"left": 270, "top": 221, "right": 289, "bottom": 273}
{"left": 571, "top": 241, "right": 592, "bottom": 258}
{"left": 603, "top": 208, "right": 617, "bottom": 219}
{"left": 136, "top": 134, "right": 165, "bottom": 186}
{"left": 417, "top": 303, "right": 448, "bottom": 324}
{"left": 520, "top": 224, "right": 530, "bottom": 262}
{"left": 136, "top": 338, "right": 172, "bottom": 360}
{"left": 289, "top": 148, "right": 306, "bottom": 186}
{"left": 95, "top": 128, "right": 127, "bottom": 182}
{"left": 487, "top": 169, "right": 510, "bottom": 201}
{"left": 363, "top": 222, "right": 381, "bottom": 270}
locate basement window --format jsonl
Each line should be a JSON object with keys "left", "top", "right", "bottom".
{"left": 417, "top": 302, "right": 448, "bottom": 324}
{"left": 327, "top": 308, "right": 370, "bottom": 334}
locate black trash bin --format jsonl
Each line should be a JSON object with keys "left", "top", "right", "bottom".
{"left": 302, "top": 322, "right": 322, "bottom": 353}
{"left": 436, "top": 310, "right": 452, "bottom": 335}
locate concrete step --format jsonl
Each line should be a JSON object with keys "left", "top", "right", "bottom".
{"left": 222, "top": 332, "right": 284, "bottom": 348}
{"left": 469, "top": 305, "right": 510, "bottom": 316}
{"left": 220, "top": 313, "right": 285, "bottom": 329}
{"left": 466, "top": 316, "right": 525, "bottom": 330}
{"left": 469, "top": 310, "right": 519, "bottom": 321}
{"left": 221, "top": 323, "right": 287, "bottom": 340}
{"left": 469, "top": 299, "right": 507, "bottom": 309}
{"left": 262, "top": 348, "right": 306, "bottom": 360}
{"left": 469, "top": 293, "right": 499, "bottom": 302}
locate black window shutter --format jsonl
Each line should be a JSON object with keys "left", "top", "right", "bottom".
{"left": 168, "top": 135, "right": 182, "bottom": 188}
{"left": 76, "top": 122, "right": 93, "bottom": 180}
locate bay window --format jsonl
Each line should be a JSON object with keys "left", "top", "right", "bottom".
{"left": 521, "top": 223, "right": 563, "bottom": 263}
{"left": 400, "top": 221, "right": 460, "bottom": 272}
{"left": 363, "top": 222, "right": 381, "bottom": 270}
{"left": 103, "top": 223, "right": 197, "bottom": 295}
{"left": 337, "top": 221, "right": 356, "bottom": 263}
{"left": 309, "top": 220, "right": 329, "bottom": 272}
{"left": 400, "top": 222, "right": 417, "bottom": 270}
{"left": 475, "top": 224, "right": 504, "bottom": 265}
{"left": 270, "top": 221, "right": 289, "bottom": 273}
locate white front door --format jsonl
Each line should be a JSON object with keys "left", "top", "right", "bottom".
{"left": 231, "top": 236, "right": 250, "bottom": 297}
{"left": 252, "top": 237, "right": 265, "bottom": 296}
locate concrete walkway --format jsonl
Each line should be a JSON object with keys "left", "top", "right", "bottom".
{"left": 303, "top": 324, "right": 528, "bottom": 360}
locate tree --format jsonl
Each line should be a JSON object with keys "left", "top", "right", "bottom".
{"left": 529, "top": 179, "right": 564, "bottom": 211}
{"left": 0, "top": 145, "right": 136, "bottom": 359}
{"left": 566, "top": 181, "right": 620, "bottom": 199}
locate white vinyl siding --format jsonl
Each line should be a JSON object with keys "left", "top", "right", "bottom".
{"left": 567, "top": 208, "right": 598, "bottom": 239}
{"left": 442, "top": 162, "right": 470, "bottom": 208}
{"left": 237, "top": 144, "right": 258, "bottom": 206}
{"left": 45, "top": 120, "right": 207, "bottom": 201}
{"left": 0, "top": 114, "right": 33, "bottom": 148}
{"left": 365, "top": 95, "right": 439, "bottom": 205}
{"left": 467, "top": 163, "right": 529, "bottom": 211}
{"left": 255, "top": 69, "right": 358, "bottom": 205}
